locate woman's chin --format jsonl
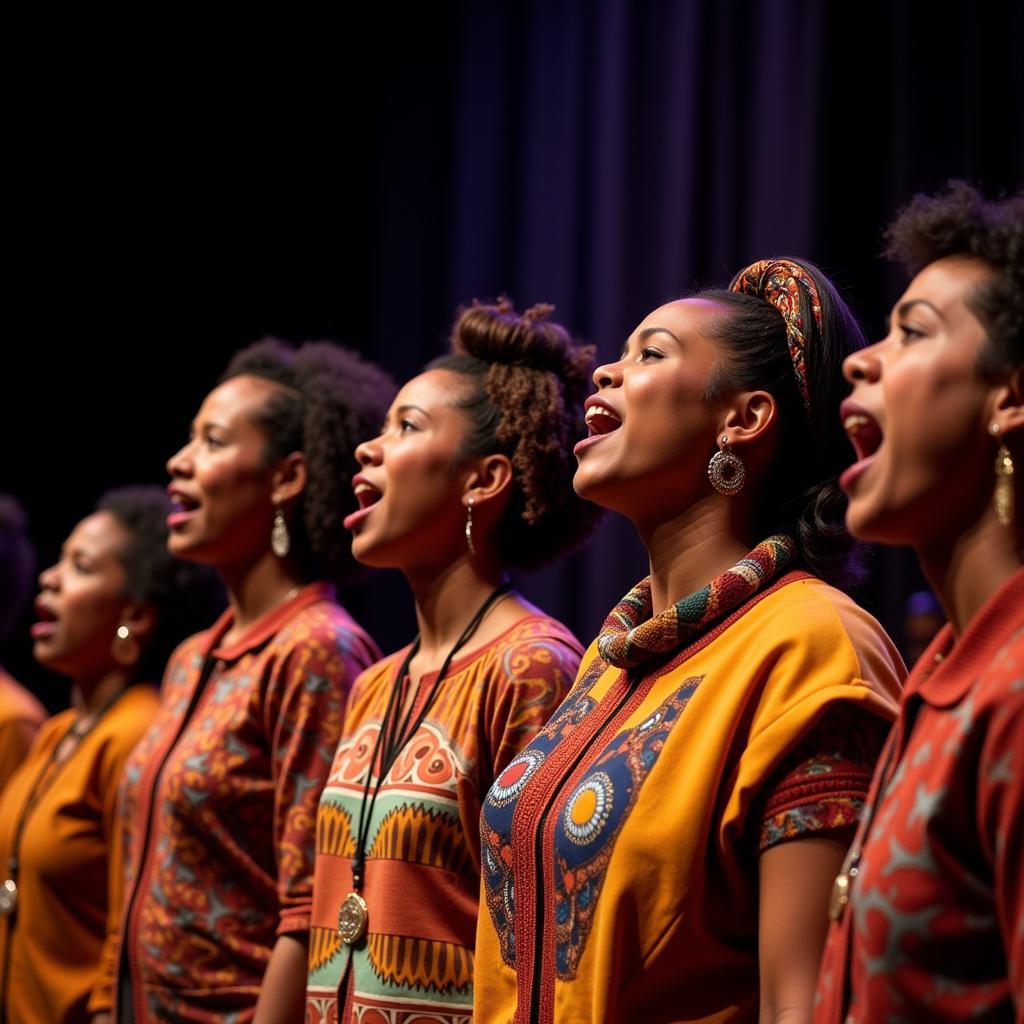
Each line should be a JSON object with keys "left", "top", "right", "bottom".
{"left": 350, "top": 534, "right": 393, "bottom": 570}
{"left": 166, "top": 531, "right": 220, "bottom": 567}
{"left": 844, "top": 496, "right": 903, "bottom": 547}
{"left": 572, "top": 464, "right": 605, "bottom": 502}
{"left": 573, "top": 467, "right": 633, "bottom": 516}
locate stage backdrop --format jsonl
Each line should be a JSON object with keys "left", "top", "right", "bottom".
{"left": 4, "top": 1, "right": 1022, "bottom": 707}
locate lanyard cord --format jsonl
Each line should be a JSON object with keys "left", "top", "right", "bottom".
{"left": 350, "top": 582, "right": 512, "bottom": 891}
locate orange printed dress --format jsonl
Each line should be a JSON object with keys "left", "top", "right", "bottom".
{"left": 0, "top": 684, "right": 157, "bottom": 1023}
{"left": 306, "top": 613, "right": 583, "bottom": 1024}
{"left": 0, "top": 666, "right": 45, "bottom": 796}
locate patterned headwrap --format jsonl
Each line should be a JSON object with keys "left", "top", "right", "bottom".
{"left": 730, "top": 258, "right": 824, "bottom": 417}
{"left": 597, "top": 535, "right": 795, "bottom": 669}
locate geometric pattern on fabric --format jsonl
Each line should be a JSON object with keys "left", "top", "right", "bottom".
{"left": 730, "top": 257, "right": 825, "bottom": 416}
{"left": 481, "top": 655, "right": 607, "bottom": 969}
{"left": 550, "top": 676, "right": 703, "bottom": 978}
{"left": 307, "top": 616, "right": 582, "bottom": 1024}
{"left": 597, "top": 535, "right": 794, "bottom": 668}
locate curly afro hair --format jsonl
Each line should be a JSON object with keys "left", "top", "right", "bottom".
{"left": 223, "top": 339, "right": 396, "bottom": 585}
{"left": 698, "top": 259, "right": 868, "bottom": 589}
{"left": 885, "top": 181, "right": 1023, "bottom": 379}
{"left": 97, "top": 486, "right": 224, "bottom": 684}
{"left": 429, "top": 297, "right": 603, "bottom": 572}
{"left": 0, "top": 495, "right": 35, "bottom": 642}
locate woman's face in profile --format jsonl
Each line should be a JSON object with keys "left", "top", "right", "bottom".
{"left": 573, "top": 298, "right": 726, "bottom": 523}
{"left": 347, "top": 368, "right": 474, "bottom": 571}
{"left": 841, "top": 255, "right": 997, "bottom": 548}
{"left": 165, "top": 375, "right": 283, "bottom": 569}
{"left": 32, "top": 511, "right": 131, "bottom": 680}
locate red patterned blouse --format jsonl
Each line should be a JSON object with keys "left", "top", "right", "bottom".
{"left": 111, "top": 583, "right": 380, "bottom": 1023}
{"left": 815, "top": 568, "right": 1024, "bottom": 1023}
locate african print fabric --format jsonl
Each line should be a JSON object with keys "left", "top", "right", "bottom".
{"left": 597, "top": 535, "right": 793, "bottom": 668}
{"left": 815, "top": 568, "right": 1024, "bottom": 1023}
{"left": 731, "top": 258, "right": 824, "bottom": 415}
{"left": 475, "top": 576, "right": 904, "bottom": 1024}
{"left": 306, "top": 614, "right": 582, "bottom": 1024}
{"left": 111, "top": 584, "right": 380, "bottom": 1023}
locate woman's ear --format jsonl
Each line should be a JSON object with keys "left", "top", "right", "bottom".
{"left": 271, "top": 452, "right": 309, "bottom": 506}
{"left": 990, "top": 368, "right": 1024, "bottom": 439}
{"left": 719, "top": 390, "right": 778, "bottom": 447}
{"left": 461, "top": 454, "right": 514, "bottom": 510}
{"left": 118, "top": 602, "right": 157, "bottom": 646}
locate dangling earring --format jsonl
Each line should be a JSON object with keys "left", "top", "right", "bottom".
{"left": 707, "top": 435, "right": 746, "bottom": 496}
{"left": 271, "top": 501, "right": 291, "bottom": 558}
{"left": 991, "top": 422, "right": 1014, "bottom": 527}
{"left": 111, "top": 624, "right": 140, "bottom": 667}
{"left": 465, "top": 496, "right": 476, "bottom": 556}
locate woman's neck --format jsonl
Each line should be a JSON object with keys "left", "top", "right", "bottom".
{"left": 638, "top": 500, "right": 752, "bottom": 616}
{"left": 919, "top": 512, "right": 1023, "bottom": 637}
{"left": 220, "top": 551, "right": 307, "bottom": 635}
{"left": 71, "top": 667, "right": 132, "bottom": 717}
{"left": 406, "top": 557, "right": 510, "bottom": 666}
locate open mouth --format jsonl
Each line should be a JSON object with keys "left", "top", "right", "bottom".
{"left": 584, "top": 402, "right": 622, "bottom": 436}
{"left": 167, "top": 487, "right": 201, "bottom": 528}
{"left": 170, "top": 493, "right": 200, "bottom": 514}
{"left": 843, "top": 412, "right": 883, "bottom": 462}
{"left": 839, "top": 402, "right": 884, "bottom": 493}
{"left": 345, "top": 478, "right": 384, "bottom": 531}
{"left": 31, "top": 600, "right": 59, "bottom": 640}
{"left": 353, "top": 481, "right": 383, "bottom": 510}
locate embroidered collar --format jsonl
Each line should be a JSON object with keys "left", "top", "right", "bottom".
{"left": 598, "top": 535, "right": 796, "bottom": 669}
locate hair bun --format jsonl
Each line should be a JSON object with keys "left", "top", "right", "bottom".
{"left": 450, "top": 297, "right": 593, "bottom": 396}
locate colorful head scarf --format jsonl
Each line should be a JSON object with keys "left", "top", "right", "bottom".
{"left": 730, "top": 258, "right": 824, "bottom": 417}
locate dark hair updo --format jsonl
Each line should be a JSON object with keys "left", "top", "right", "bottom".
{"left": 884, "top": 181, "right": 1023, "bottom": 379}
{"left": 97, "top": 486, "right": 224, "bottom": 683}
{"left": 222, "top": 339, "right": 396, "bottom": 586}
{"left": 697, "top": 259, "right": 866, "bottom": 587}
{"left": 429, "top": 298, "right": 603, "bottom": 571}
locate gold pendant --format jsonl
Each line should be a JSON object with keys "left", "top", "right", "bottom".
{"left": 828, "top": 872, "right": 850, "bottom": 921}
{"left": 337, "top": 891, "right": 369, "bottom": 944}
{"left": 0, "top": 879, "right": 17, "bottom": 917}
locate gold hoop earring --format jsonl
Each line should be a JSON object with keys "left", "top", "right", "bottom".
{"left": 707, "top": 436, "right": 746, "bottom": 496}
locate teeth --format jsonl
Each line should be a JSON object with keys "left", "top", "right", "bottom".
{"left": 354, "top": 483, "right": 378, "bottom": 495}
{"left": 585, "top": 406, "right": 621, "bottom": 424}
{"left": 843, "top": 414, "right": 872, "bottom": 431}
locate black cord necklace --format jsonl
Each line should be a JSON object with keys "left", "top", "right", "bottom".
{"left": 336, "top": 581, "right": 513, "bottom": 945}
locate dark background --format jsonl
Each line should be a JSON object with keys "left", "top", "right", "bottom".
{"left": 4, "top": 2, "right": 1023, "bottom": 710}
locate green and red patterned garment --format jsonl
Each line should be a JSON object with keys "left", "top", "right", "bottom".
{"left": 306, "top": 613, "right": 582, "bottom": 1024}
